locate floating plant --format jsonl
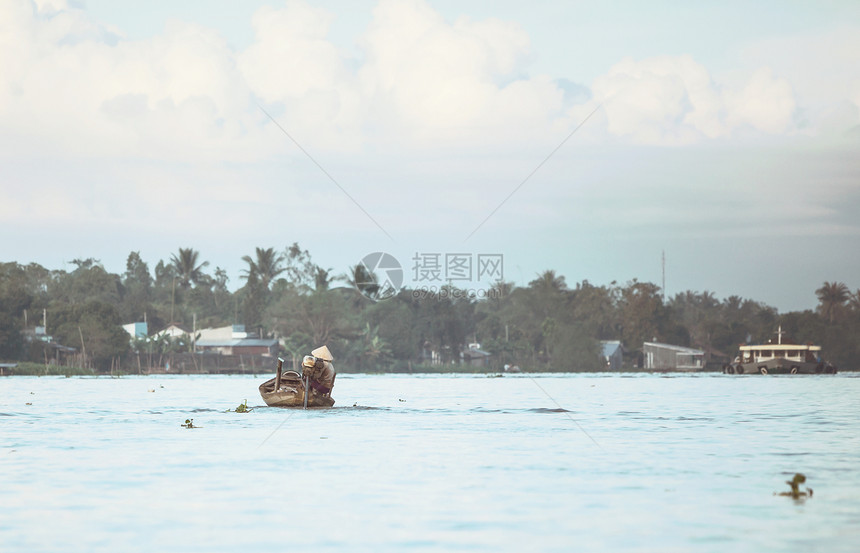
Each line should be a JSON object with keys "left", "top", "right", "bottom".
{"left": 228, "top": 400, "right": 252, "bottom": 413}
{"left": 776, "top": 473, "right": 812, "bottom": 499}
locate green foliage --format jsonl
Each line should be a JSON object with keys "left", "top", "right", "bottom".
{"left": 778, "top": 473, "right": 812, "bottom": 499}
{"left": 0, "top": 362, "right": 95, "bottom": 376}
{"left": 816, "top": 282, "right": 850, "bottom": 324}
{"left": 0, "top": 263, "right": 32, "bottom": 358}
{"left": 50, "top": 301, "right": 129, "bottom": 370}
{"left": 547, "top": 322, "right": 603, "bottom": 371}
{"left": 241, "top": 247, "right": 285, "bottom": 290}
{"left": 171, "top": 248, "right": 209, "bottom": 289}
{"left": 52, "top": 260, "right": 122, "bottom": 307}
{"left": 121, "top": 251, "right": 152, "bottom": 322}
{"left": 2, "top": 249, "right": 859, "bottom": 373}
{"left": 228, "top": 400, "right": 252, "bottom": 413}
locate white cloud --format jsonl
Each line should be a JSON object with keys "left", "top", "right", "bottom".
{"left": 591, "top": 55, "right": 798, "bottom": 144}
{"left": 740, "top": 25, "right": 860, "bottom": 121}
{"left": 0, "top": 0, "right": 857, "bottom": 164}
{"left": 355, "top": 0, "right": 565, "bottom": 148}
{"left": 0, "top": 1, "right": 264, "bottom": 162}
{"left": 725, "top": 67, "right": 795, "bottom": 134}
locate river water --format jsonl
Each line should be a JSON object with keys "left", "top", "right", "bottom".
{"left": 2, "top": 373, "right": 859, "bottom": 552}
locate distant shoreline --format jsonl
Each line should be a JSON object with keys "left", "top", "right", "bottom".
{"left": 2, "top": 364, "right": 854, "bottom": 377}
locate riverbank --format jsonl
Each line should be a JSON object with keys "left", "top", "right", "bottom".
{"left": 3, "top": 361, "right": 853, "bottom": 377}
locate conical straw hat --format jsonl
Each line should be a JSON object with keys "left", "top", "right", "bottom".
{"left": 311, "top": 345, "right": 333, "bottom": 361}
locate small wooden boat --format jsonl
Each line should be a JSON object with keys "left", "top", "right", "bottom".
{"left": 259, "top": 357, "right": 335, "bottom": 408}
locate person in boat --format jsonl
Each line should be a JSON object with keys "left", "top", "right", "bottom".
{"left": 301, "top": 345, "right": 336, "bottom": 398}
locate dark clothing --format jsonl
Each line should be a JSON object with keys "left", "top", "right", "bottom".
{"left": 303, "top": 360, "right": 335, "bottom": 394}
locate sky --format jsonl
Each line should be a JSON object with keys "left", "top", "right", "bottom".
{"left": 1, "top": 0, "right": 859, "bottom": 312}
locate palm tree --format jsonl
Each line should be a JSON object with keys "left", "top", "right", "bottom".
{"left": 241, "top": 247, "right": 286, "bottom": 290}
{"left": 815, "top": 281, "right": 850, "bottom": 324}
{"left": 313, "top": 267, "right": 337, "bottom": 292}
{"left": 527, "top": 269, "right": 568, "bottom": 324}
{"left": 348, "top": 263, "right": 379, "bottom": 299}
{"left": 849, "top": 290, "right": 860, "bottom": 313}
{"left": 170, "top": 248, "right": 209, "bottom": 288}
{"left": 529, "top": 270, "right": 567, "bottom": 294}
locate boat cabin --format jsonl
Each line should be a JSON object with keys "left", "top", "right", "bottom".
{"left": 737, "top": 325, "right": 822, "bottom": 364}
{"left": 738, "top": 343, "right": 821, "bottom": 364}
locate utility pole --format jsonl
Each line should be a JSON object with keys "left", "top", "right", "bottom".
{"left": 170, "top": 276, "right": 177, "bottom": 323}
{"left": 661, "top": 250, "right": 666, "bottom": 302}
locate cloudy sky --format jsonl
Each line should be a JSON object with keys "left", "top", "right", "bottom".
{"left": 1, "top": 0, "right": 859, "bottom": 311}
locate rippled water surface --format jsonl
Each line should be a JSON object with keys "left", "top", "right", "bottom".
{"left": 2, "top": 373, "right": 859, "bottom": 552}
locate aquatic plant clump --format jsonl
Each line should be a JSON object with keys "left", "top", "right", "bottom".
{"left": 777, "top": 473, "right": 813, "bottom": 499}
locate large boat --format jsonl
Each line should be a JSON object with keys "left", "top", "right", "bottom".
{"left": 724, "top": 326, "right": 837, "bottom": 375}
{"left": 259, "top": 357, "right": 336, "bottom": 407}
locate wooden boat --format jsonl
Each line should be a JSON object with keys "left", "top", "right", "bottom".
{"left": 724, "top": 326, "right": 837, "bottom": 375}
{"left": 259, "top": 357, "right": 335, "bottom": 408}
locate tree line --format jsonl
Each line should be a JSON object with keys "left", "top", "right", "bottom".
{"left": 1, "top": 245, "right": 858, "bottom": 372}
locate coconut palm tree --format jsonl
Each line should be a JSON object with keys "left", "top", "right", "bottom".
{"left": 815, "top": 281, "right": 850, "bottom": 324}
{"left": 849, "top": 290, "right": 860, "bottom": 312}
{"left": 241, "top": 247, "right": 286, "bottom": 290}
{"left": 170, "top": 248, "right": 209, "bottom": 289}
{"left": 529, "top": 269, "right": 568, "bottom": 294}
{"left": 348, "top": 263, "right": 379, "bottom": 300}
{"left": 313, "top": 267, "right": 337, "bottom": 292}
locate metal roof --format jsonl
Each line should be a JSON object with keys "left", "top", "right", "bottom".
{"left": 643, "top": 342, "right": 704, "bottom": 355}
{"left": 195, "top": 338, "right": 277, "bottom": 347}
{"left": 601, "top": 340, "right": 622, "bottom": 357}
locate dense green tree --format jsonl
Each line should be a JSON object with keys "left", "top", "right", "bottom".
{"left": 283, "top": 242, "right": 318, "bottom": 291}
{"left": 121, "top": 251, "right": 152, "bottom": 323}
{"left": 365, "top": 295, "right": 417, "bottom": 362}
{"left": 1, "top": 246, "right": 857, "bottom": 372}
{"left": 570, "top": 280, "right": 619, "bottom": 340}
{"left": 22, "top": 263, "right": 52, "bottom": 310}
{"left": 239, "top": 276, "right": 269, "bottom": 333}
{"left": 50, "top": 301, "right": 129, "bottom": 370}
{"left": 266, "top": 288, "right": 358, "bottom": 350}
{"left": 52, "top": 259, "right": 121, "bottom": 307}
{"left": 548, "top": 322, "right": 603, "bottom": 371}
{"left": 0, "top": 263, "right": 32, "bottom": 358}
{"left": 618, "top": 280, "right": 664, "bottom": 349}
{"left": 410, "top": 285, "right": 475, "bottom": 364}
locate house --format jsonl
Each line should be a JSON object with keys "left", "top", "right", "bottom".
{"left": 154, "top": 323, "right": 189, "bottom": 339}
{"left": 194, "top": 324, "right": 277, "bottom": 356}
{"left": 122, "top": 322, "right": 149, "bottom": 339}
{"left": 461, "top": 343, "right": 492, "bottom": 367}
{"left": 0, "top": 362, "right": 18, "bottom": 375}
{"left": 197, "top": 324, "right": 254, "bottom": 341}
{"left": 600, "top": 340, "right": 623, "bottom": 370}
{"left": 642, "top": 342, "right": 705, "bottom": 371}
